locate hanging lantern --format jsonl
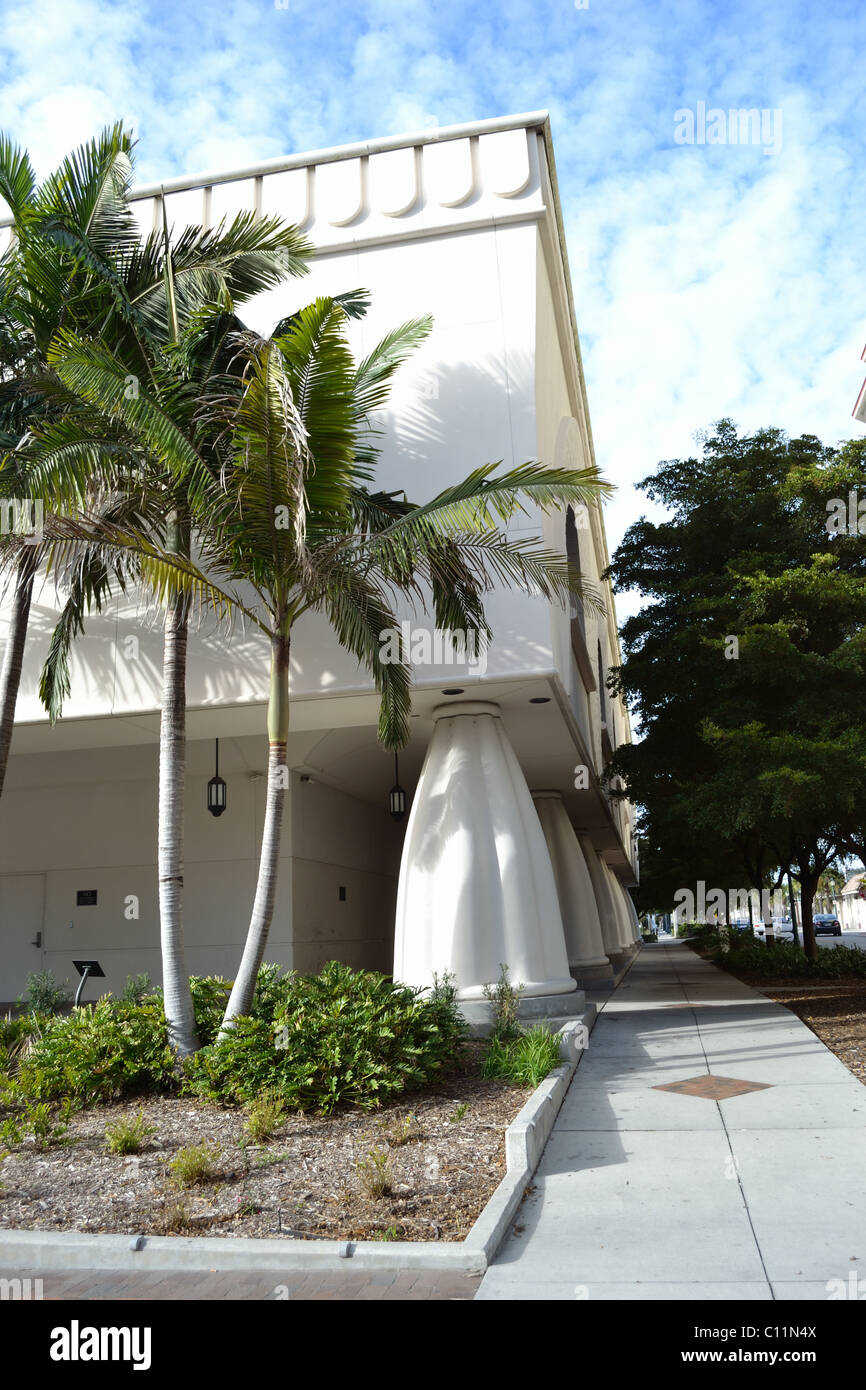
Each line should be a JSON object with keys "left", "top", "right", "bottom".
{"left": 207, "top": 738, "right": 227, "bottom": 817}
{"left": 389, "top": 751, "right": 406, "bottom": 822}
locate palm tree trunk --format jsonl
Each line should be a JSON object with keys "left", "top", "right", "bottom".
{"left": 158, "top": 578, "right": 199, "bottom": 1056}
{"left": 0, "top": 547, "right": 38, "bottom": 800}
{"left": 220, "top": 630, "right": 290, "bottom": 1032}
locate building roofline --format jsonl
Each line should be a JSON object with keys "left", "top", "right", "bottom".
{"left": 127, "top": 111, "right": 552, "bottom": 201}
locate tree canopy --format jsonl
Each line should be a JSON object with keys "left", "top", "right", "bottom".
{"left": 607, "top": 420, "right": 866, "bottom": 956}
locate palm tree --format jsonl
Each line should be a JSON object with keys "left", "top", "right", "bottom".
{"left": 3, "top": 124, "right": 311, "bottom": 1054}
{"left": 43, "top": 295, "right": 611, "bottom": 1032}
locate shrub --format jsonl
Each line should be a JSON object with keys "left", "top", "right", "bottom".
{"left": 23, "top": 970, "right": 70, "bottom": 1016}
{"left": 482, "top": 1025, "right": 561, "bottom": 1088}
{"left": 105, "top": 1110, "right": 157, "bottom": 1155}
{"left": 121, "top": 974, "right": 156, "bottom": 1005}
{"left": 184, "top": 961, "right": 467, "bottom": 1113}
{"left": 0, "top": 1016, "right": 36, "bottom": 1077}
{"left": 703, "top": 934, "right": 866, "bottom": 980}
{"left": 15, "top": 997, "right": 174, "bottom": 1104}
{"left": 189, "top": 976, "right": 233, "bottom": 1046}
{"left": 169, "top": 1141, "right": 220, "bottom": 1187}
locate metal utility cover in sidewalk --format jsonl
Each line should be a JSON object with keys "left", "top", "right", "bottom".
{"left": 653, "top": 1075, "right": 773, "bottom": 1101}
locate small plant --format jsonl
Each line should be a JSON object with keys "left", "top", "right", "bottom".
{"left": 243, "top": 1090, "right": 287, "bottom": 1144}
{"left": 105, "top": 1110, "right": 156, "bottom": 1156}
{"left": 236, "top": 1196, "right": 262, "bottom": 1217}
{"left": 379, "top": 1112, "right": 420, "bottom": 1147}
{"left": 430, "top": 969, "right": 459, "bottom": 1006}
{"left": 0, "top": 1115, "right": 23, "bottom": 1147}
{"left": 121, "top": 974, "right": 155, "bottom": 1005}
{"left": 254, "top": 1149, "right": 287, "bottom": 1169}
{"left": 159, "top": 1191, "right": 193, "bottom": 1232}
{"left": 448, "top": 1102, "right": 469, "bottom": 1123}
{"left": 169, "top": 1141, "right": 221, "bottom": 1188}
{"left": 482, "top": 963, "right": 524, "bottom": 1041}
{"left": 372, "top": 1225, "right": 403, "bottom": 1241}
{"left": 22, "top": 1099, "right": 72, "bottom": 1149}
{"left": 482, "top": 1025, "right": 561, "bottom": 1088}
{"left": 23, "top": 970, "right": 70, "bottom": 1016}
{"left": 356, "top": 1145, "right": 392, "bottom": 1199}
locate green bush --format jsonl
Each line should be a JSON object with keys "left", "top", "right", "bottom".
{"left": 5, "top": 963, "right": 467, "bottom": 1117}
{"left": 184, "top": 960, "right": 467, "bottom": 1113}
{"left": 481, "top": 1025, "right": 561, "bottom": 1088}
{"left": 23, "top": 970, "right": 70, "bottom": 1015}
{"left": 121, "top": 974, "right": 156, "bottom": 1005}
{"left": 0, "top": 1015, "right": 37, "bottom": 1077}
{"left": 189, "top": 975, "right": 233, "bottom": 1046}
{"left": 699, "top": 933, "right": 866, "bottom": 979}
{"left": 15, "top": 998, "right": 174, "bottom": 1104}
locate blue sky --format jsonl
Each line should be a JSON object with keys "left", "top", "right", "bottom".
{"left": 1, "top": 0, "right": 864, "bottom": 586}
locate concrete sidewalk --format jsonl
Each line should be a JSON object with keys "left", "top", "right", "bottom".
{"left": 476, "top": 940, "right": 866, "bottom": 1301}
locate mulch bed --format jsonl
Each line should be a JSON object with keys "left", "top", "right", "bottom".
{"left": 0, "top": 1046, "right": 530, "bottom": 1243}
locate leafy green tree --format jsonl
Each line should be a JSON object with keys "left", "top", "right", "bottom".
{"left": 608, "top": 422, "right": 866, "bottom": 958}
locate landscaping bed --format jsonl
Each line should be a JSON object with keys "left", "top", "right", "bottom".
{"left": 0, "top": 963, "right": 560, "bottom": 1244}
{"left": 0, "top": 1044, "right": 529, "bottom": 1243}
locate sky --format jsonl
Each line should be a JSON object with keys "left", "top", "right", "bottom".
{"left": 1, "top": 0, "right": 864, "bottom": 616}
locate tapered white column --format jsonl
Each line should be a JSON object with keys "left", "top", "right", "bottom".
{"left": 604, "top": 861, "right": 636, "bottom": 950}
{"left": 532, "top": 792, "right": 610, "bottom": 974}
{"left": 578, "top": 834, "right": 623, "bottom": 958}
{"left": 623, "top": 884, "right": 642, "bottom": 943}
{"left": 394, "top": 702, "right": 576, "bottom": 1000}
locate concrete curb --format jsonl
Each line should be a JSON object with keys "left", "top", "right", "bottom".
{"left": 0, "top": 1007, "right": 600, "bottom": 1278}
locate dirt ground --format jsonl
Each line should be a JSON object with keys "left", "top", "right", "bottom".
{"left": 0, "top": 1047, "right": 530, "bottom": 1243}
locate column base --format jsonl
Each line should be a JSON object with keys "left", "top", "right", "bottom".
{"left": 459, "top": 988, "right": 587, "bottom": 1037}
{"left": 570, "top": 960, "right": 615, "bottom": 988}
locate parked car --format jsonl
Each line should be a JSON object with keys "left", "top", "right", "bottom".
{"left": 750, "top": 918, "right": 794, "bottom": 940}
{"left": 813, "top": 914, "right": 842, "bottom": 937}
{"left": 771, "top": 916, "right": 795, "bottom": 940}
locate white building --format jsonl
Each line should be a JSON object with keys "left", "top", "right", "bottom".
{"left": 0, "top": 113, "right": 639, "bottom": 1009}
{"left": 829, "top": 873, "right": 866, "bottom": 933}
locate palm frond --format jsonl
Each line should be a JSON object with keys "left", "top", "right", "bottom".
{"left": 0, "top": 134, "right": 37, "bottom": 218}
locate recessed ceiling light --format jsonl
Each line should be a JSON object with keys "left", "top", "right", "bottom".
{"left": 530, "top": 696, "right": 551, "bottom": 704}
{"left": 441, "top": 687, "right": 464, "bottom": 695}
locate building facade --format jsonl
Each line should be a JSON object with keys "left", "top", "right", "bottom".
{"left": 0, "top": 113, "right": 639, "bottom": 1006}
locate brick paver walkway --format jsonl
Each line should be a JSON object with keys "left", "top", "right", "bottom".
{"left": 1, "top": 1268, "right": 480, "bottom": 1300}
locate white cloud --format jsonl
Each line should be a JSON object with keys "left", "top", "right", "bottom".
{"left": 0, "top": 0, "right": 863, "bottom": 627}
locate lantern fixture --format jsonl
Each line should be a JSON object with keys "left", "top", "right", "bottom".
{"left": 389, "top": 751, "right": 407, "bottom": 823}
{"left": 207, "top": 738, "right": 227, "bottom": 817}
